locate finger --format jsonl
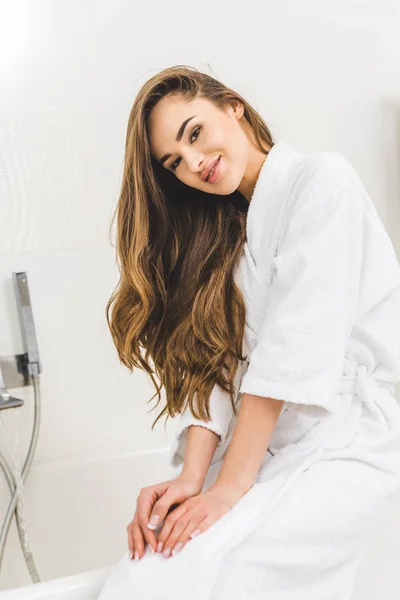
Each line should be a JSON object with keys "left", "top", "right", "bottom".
{"left": 163, "top": 514, "right": 192, "bottom": 558}
{"left": 136, "top": 490, "right": 161, "bottom": 553}
{"left": 156, "top": 503, "right": 189, "bottom": 556}
{"left": 132, "top": 519, "right": 145, "bottom": 560}
{"left": 139, "top": 518, "right": 158, "bottom": 554}
{"left": 165, "top": 507, "right": 207, "bottom": 557}
{"left": 188, "top": 516, "right": 209, "bottom": 538}
{"left": 126, "top": 523, "right": 135, "bottom": 559}
{"left": 136, "top": 482, "right": 169, "bottom": 531}
{"left": 170, "top": 517, "right": 204, "bottom": 555}
{"left": 146, "top": 493, "right": 181, "bottom": 532}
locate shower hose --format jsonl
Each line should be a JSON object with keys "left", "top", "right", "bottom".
{"left": 0, "top": 367, "right": 41, "bottom": 584}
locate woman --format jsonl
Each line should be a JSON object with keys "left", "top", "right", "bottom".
{"left": 98, "top": 65, "right": 400, "bottom": 600}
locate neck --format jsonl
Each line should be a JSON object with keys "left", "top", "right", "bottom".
{"left": 238, "top": 148, "right": 269, "bottom": 203}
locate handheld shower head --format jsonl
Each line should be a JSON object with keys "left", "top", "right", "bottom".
{"left": 12, "top": 272, "right": 42, "bottom": 377}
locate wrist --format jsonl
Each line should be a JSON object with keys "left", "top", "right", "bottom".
{"left": 178, "top": 469, "right": 205, "bottom": 491}
{"left": 212, "top": 478, "right": 250, "bottom": 502}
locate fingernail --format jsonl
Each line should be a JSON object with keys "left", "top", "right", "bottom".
{"left": 190, "top": 529, "right": 201, "bottom": 539}
{"left": 172, "top": 542, "right": 183, "bottom": 554}
{"left": 147, "top": 515, "right": 160, "bottom": 529}
{"left": 149, "top": 545, "right": 155, "bottom": 554}
{"left": 163, "top": 547, "right": 171, "bottom": 558}
{"left": 157, "top": 541, "right": 164, "bottom": 553}
{"left": 134, "top": 550, "right": 139, "bottom": 561}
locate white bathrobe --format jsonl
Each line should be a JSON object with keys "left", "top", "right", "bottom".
{"left": 97, "top": 141, "right": 400, "bottom": 600}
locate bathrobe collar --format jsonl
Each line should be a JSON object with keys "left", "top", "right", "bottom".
{"left": 245, "top": 139, "right": 301, "bottom": 263}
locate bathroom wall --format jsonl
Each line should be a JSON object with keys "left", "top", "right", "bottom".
{"left": 1, "top": 0, "right": 400, "bottom": 590}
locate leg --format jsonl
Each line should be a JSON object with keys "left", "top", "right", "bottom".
{"left": 97, "top": 545, "right": 180, "bottom": 600}
{"left": 208, "top": 457, "right": 400, "bottom": 600}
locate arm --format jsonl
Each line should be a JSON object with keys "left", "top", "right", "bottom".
{"left": 180, "top": 425, "right": 220, "bottom": 488}
{"left": 213, "top": 154, "right": 366, "bottom": 493}
{"left": 168, "top": 359, "right": 249, "bottom": 472}
{"left": 214, "top": 393, "right": 284, "bottom": 494}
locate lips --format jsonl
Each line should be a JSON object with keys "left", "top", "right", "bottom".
{"left": 202, "top": 156, "right": 221, "bottom": 182}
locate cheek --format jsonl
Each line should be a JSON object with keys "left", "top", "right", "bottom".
{"left": 213, "top": 129, "right": 229, "bottom": 152}
{"left": 202, "top": 123, "right": 226, "bottom": 152}
{"left": 212, "top": 123, "right": 242, "bottom": 163}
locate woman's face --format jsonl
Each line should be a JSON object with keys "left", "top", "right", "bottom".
{"left": 148, "top": 95, "right": 251, "bottom": 197}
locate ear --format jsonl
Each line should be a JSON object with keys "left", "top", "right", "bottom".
{"left": 223, "top": 96, "right": 245, "bottom": 121}
{"left": 231, "top": 99, "right": 245, "bottom": 120}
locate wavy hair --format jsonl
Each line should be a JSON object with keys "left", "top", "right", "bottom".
{"left": 106, "top": 65, "right": 274, "bottom": 431}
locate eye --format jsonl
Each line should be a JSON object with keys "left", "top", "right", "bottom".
{"left": 170, "top": 126, "right": 202, "bottom": 172}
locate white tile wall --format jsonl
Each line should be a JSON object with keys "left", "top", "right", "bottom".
{"left": 1, "top": 0, "right": 400, "bottom": 595}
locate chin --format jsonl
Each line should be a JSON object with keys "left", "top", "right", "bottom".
{"left": 215, "top": 184, "right": 237, "bottom": 196}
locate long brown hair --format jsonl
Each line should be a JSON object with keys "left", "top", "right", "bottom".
{"left": 106, "top": 65, "right": 274, "bottom": 431}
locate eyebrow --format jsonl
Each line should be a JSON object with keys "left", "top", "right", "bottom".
{"left": 159, "top": 115, "right": 197, "bottom": 167}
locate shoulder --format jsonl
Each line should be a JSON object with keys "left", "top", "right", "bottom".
{"left": 280, "top": 150, "right": 366, "bottom": 245}
{"left": 294, "top": 150, "right": 364, "bottom": 198}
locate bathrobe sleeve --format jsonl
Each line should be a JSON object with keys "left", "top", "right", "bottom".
{"left": 169, "top": 360, "right": 248, "bottom": 469}
{"left": 239, "top": 152, "right": 365, "bottom": 416}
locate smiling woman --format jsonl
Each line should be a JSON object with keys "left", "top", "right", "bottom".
{"left": 106, "top": 64, "right": 274, "bottom": 440}
{"left": 147, "top": 92, "right": 267, "bottom": 198}
{"left": 99, "top": 64, "right": 400, "bottom": 600}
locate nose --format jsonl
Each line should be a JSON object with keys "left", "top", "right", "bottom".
{"left": 184, "top": 149, "right": 204, "bottom": 174}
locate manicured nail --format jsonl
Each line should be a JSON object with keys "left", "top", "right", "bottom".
{"left": 190, "top": 529, "right": 201, "bottom": 539}
{"left": 163, "top": 547, "right": 171, "bottom": 558}
{"left": 147, "top": 515, "right": 160, "bottom": 529}
{"left": 157, "top": 541, "right": 164, "bottom": 553}
{"left": 134, "top": 550, "right": 139, "bottom": 561}
{"left": 172, "top": 542, "right": 183, "bottom": 554}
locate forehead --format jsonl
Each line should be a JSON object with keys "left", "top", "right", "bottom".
{"left": 148, "top": 96, "right": 215, "bottom": 157}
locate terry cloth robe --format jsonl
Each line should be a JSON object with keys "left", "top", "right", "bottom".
{"left": 97, "top": 140, "right": 400, "bottom": 600}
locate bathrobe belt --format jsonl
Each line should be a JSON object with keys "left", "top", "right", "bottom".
{"left": 259, "top": 363, "right": 397, "bottom": 483}
{"left": 336, "top": 364, "right": 395, "bottom": 398}
{"left": 323, "top": 364, "right": 396, "bottom": 454}
{"left": 169, "top": 365, "right": 398, "bottom": 599}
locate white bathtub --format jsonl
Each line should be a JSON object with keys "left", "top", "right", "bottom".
{"left": 0, "top": 449, "right": 177, "bottom": 598}
{"left": 3, "top": 535, "right": 400, "bottom": 600}
{"left": 2, "top": 451, "right": 400, "bottom": 599}
{"left": 0, "top": 567, "right": 111, "bottom": 599}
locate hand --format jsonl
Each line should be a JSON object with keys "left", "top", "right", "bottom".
{"left": 126, "top": 474, "right": 203, "bottom": 561}
{"left": 155, "top": 482, "right": 247, "bottom": 558}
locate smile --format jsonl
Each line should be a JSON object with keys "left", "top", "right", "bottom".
{"left": 205, "top": 156, "right": 221, "bottom": 184}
